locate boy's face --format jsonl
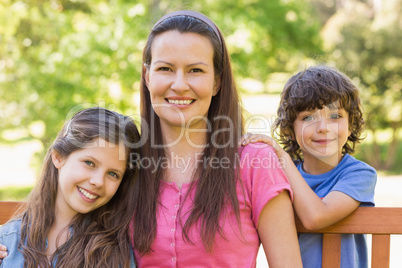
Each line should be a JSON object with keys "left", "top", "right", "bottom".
{"left": 293, "top": 103, "right": 351, "bottom": 165}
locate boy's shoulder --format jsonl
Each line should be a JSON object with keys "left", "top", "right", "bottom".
{"left": 339, "top": 154, "right": 376, "bottom": 174}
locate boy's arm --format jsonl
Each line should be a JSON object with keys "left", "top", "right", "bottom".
{"left": 242, "top": 134, "right": 360, "bottom": 230}
{"left": 279, "top": 152, "right": 360, "bottom": 230}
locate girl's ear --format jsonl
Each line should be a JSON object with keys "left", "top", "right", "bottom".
{"left": 213, "top": 76, "right": 221, "bottom": 96}
{"left": 51, "top": 150, "right": 65, "bottom": 169}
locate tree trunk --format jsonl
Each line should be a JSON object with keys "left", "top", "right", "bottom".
{"left": 384, "top": 127, "right": 400, "bottom": 170}
{"left": 365, "top": 129, "right": 381, "bottom": 169}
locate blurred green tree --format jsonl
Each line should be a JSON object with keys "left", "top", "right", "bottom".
{"left": 322, "top": 0, "right": 402, "bottom": 170}
{"left": 0, "top": 0, "right": 322, "bottom": 156}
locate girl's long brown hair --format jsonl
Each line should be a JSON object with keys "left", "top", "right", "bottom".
{"left": 133, "top": 14, "right": 244, "bottom": 254}
{"left": 17, "top": 107, "right": 140, "bottom": 268}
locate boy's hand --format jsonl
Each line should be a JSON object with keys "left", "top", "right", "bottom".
{"left": 0, "top": 245, "right": 7, "bottom": 262}
{"left": 240, "top": 133, "right": 287, "bottom": 158}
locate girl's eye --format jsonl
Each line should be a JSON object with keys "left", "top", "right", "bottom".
{"left": 108, "top": 171, "right": 120, "bottom": 179}
{"left": 85, "top": 160, "right": 95, "bottom": 167}
{"left": 302, "top": 115, "right": 314, "bottom": 122}
{"left": 330, "top": 114, "right": 342, "bottom": 119}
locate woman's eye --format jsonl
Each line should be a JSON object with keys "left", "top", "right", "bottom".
{"left": 302, "top": 115, "right": 314, "bottom": 122}
{"left": 85, "top": 160, "right": 95, "bottom": 167}
{"left": 190, "top": 68, "right": 203, "bottom": 73}
{"left": 158, "top": 67, "right": 171, "bottom": 71}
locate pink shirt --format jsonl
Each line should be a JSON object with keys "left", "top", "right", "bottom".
{"left": 133, "top": 144, "right": 292, "bottom": 267}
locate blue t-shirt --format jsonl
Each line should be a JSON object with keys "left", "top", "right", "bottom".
{"left": 296, "top": 154, "right": 377, "bottom": 268}
{"left": 0, "top": 219, "right": 136, "bottom": 267}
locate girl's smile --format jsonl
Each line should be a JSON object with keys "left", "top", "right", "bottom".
{"left": 52, "top": 138, "right": 127, "bottom": 218}
{"left": 77, "top": 186, "right": 100, "bottom": 202}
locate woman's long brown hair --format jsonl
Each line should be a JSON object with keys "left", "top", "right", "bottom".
{"left": 17, "top": 107, "right": 140, "bottom": 268}
{"left": 133, "top": 14, "right": 244, "bottom": 254}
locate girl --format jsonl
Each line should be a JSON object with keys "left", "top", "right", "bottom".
{"left": 131, "top": 10, "right": 302, "bottom": 267}
{"left": 0, "top": 107, "right": 139, "bottom": 267}
{"left": 242, "top": 66, "right": 377, "bottom": 267}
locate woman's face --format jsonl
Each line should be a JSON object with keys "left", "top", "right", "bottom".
{"left": 145, "top": 30, "right": 220, "bottom": 131}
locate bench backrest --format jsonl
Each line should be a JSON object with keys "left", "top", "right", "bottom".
{"left": 2, "top": 202, "right": 402, "bottom": 267}
{"left": 0, "top": 201, "right": 25, "bottom": 225}
{"left": 296, "top": 207, "right": 402, "bottom": 268}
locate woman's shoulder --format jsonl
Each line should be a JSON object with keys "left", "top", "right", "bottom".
{"left": 239, "top": 142, "right": 277, "bottom": 157}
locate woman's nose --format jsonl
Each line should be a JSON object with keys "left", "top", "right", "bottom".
{"left": 171, "top": 72, "right": 189, "bottom": 92}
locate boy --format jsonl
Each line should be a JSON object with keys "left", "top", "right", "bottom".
{"left": 243, "top": 66, "right": 376, "bottom": 268}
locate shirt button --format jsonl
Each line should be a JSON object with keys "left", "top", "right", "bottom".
{"left": 172, "top": 257, "right": 176, "bottom": 262}
{"left": 170, "top": 242, "right": 175, "bottom": 247}
{"left": 172, "top": 215, "right": 176, "bottom": 219}
{"left": 171, "top": 228, "right": 175, "bottom": 232}
{"left": 175, "top": 204, "right": 179, "bottom": 208}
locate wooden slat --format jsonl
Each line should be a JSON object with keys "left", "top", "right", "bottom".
{"left": 371, "top": 234, "right": 390, "bottom": 268}
{"left": 322, "top": 233, "right": 341, "bottom": 268}
{"left": 0, "top": 201, "right": 24, "bottom": 225}
{"left": 296, "top": 207, "right": 402, "bottom": 268}
{"left": 296, "top": 207, "right": 402, "bottom": 234}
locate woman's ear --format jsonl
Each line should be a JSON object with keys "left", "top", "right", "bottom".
{"left": 51, "top": 150, "right": 64, "bottom": 169}
{"left": 144, "top": 64, "right": 150, "bottom": 89}
{"left": 213, "top": 76, "right": 221, "bottom": 96}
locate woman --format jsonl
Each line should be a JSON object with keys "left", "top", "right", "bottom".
{"left": 131, "top": 10, "right": 302, "bottom": 267}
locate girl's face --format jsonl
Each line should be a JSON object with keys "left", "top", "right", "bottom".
{"left": 52, "top": 138, "right": 127, "bottom": 219}
{"left": 293, "top": 103, "right": 351, "bottom": 165}
{"left": 145, "top": 30, "right": 220, "bottom": 131}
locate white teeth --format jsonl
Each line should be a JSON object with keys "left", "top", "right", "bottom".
{"left": 78, "top": 187, "right": 98, "bottom": 200}
{"left": 168, "top": 99, "right": 192, "bottom": 105}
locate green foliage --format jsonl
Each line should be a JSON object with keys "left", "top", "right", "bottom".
{"left": 356, "top": 138, "right": 402, "bottom": 175}
{"left": 0, "top": 0, "right": 147, "bottom": 147}
{"left": 3, "top": 0, "right": 400, "bottom": 173}
{"left": 322, "top": 0, "right": 402, "bottom": 131}
{"left": 0, "top": 186, "right": 33, "bottom": 201}
{"left": 0, "top": 0, "right": 323, "bottom": 152}
{"left": 320, "top": 0, "right": 402, "bottom": 169}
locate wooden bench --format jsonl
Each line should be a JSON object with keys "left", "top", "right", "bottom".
{"left": 2, "top": 202, "right": 402, "bottom": 267}
{"left": 296, "top": 207, "right": 402, "bottom": 268}
{"left": 0, "top": 201, "right": 25, "bottom": 225}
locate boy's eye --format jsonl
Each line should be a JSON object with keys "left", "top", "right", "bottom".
{"left": 85, "top": 160, "right": 95, "bottom": 167}
{"left": 330, "top": 114, "right": 342, "bottom": 119}
{"left": 302, "top": 115, "right": 315, "bottom": 122}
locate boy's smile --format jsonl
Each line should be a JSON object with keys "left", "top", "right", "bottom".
{"left": 293, "top": 104, "right": 351, "bottom": 167}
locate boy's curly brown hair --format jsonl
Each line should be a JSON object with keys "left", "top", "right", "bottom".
{"left": 272, "top": 66, "right": 365, "bottom": 161}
